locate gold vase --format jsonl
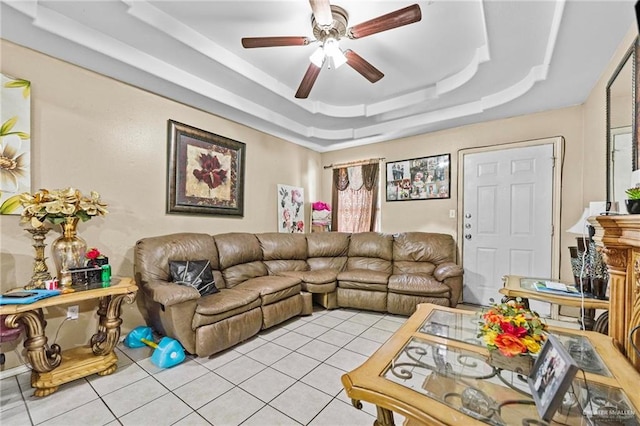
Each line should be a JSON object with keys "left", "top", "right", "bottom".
{"left": 51, "top": 217, "right": 87, "bottom": 287}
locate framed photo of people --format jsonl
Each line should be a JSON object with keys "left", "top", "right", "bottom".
{"left": 385, "top": 154, "right": 450, "bottom": 201}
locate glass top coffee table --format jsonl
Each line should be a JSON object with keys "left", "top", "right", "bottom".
{"left": 341, "top": 303, "right": 640, "bottom": 426}
{"left": 499, "top": 275, "right": 609, "bottom": 333}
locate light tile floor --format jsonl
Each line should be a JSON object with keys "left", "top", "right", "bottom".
{"left": 0, "top": 307, "right": 410, "bottom": 426}
{"left": 0, "top": 305, "right": 579, "bottom": 426}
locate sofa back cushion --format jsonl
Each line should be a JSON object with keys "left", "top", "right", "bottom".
{"left": 346, "top": 232, "right": 393, "bottom": 273}
{"left": 134, "top": 233, "right": 224, "bottom": 289}
{"left": 215, "top": 232, "right": 268, "bottom": 287}
{"left": 306, "top": 232, "right": 350, "bottom": 271}
{"left": 392, "top": 232, "right": 456, "bottom": 275}
{"left": 257, "top": 233, "right": 309, "bottom": 274}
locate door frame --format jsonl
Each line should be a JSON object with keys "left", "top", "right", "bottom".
{"left": 457, "top": 136, "right": 565, "bottom": 286}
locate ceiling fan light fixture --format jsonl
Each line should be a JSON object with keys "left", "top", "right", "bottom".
{"left": 323, "top": 38, "right": 346, "bottom": 69}
{"left": 329, "top": 49, "right": 347, "bottom": 69}
{"left": 244, "top": 2, "right": 420, "bottom": 98}
{"left": 309, "top": 46, "right": 325, "bottom": 67}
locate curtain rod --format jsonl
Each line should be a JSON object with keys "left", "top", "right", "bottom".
{"left": 323, "top": 157, "right": 385, "bottom": 169}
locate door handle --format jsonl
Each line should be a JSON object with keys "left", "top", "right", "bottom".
{"left": 465, "top": 234, "right": 472, "bottom": 240}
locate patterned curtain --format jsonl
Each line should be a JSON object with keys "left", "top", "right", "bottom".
{"left": 332, "top": 163, "right": 379, "bottom": 232}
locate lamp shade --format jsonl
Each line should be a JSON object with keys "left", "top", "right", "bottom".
{"left": 309, "top": 47, "right": 325, "bottom": 67}
{"left": 566, "top": 208, "right": 590, "bottom": 235}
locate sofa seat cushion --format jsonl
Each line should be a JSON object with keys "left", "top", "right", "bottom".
{"left": 304, "top": 269, "right": 339, "bottom": 284}
{"left": 338, "top": 270, "right": 389, "bottom": 292}
{"left": 193, "top": 288, "right": 262, "bottom": 328}
{"left": 388, "top": 274, "right": 451, "bottom": 296}
{"left": 279, "top": 270, "right": 337, "bottom": 293}
{"left": 338, "top": 269, "right": 390, "bottom": 285}
{"left": 277, "top": 270, "right": 305, "bottom": 280}
{"left": 235, "top": 276, "right": 302, "bottom": 305}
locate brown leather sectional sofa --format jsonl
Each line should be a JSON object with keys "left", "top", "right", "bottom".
{"left": 134, "top": 231, "right": 462, "bottom": 357}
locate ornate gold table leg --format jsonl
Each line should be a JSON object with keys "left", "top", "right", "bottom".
{"left": 6, "top": 310, "right": 62, "bottom": 397}
{"left": 91, "top": 292, "right": 136, "bottom": 357}
{"left": 349, "top": 398, "right": 396, "bottom": 426}
{"left": 374, "top": 405, "right": 396, "bottom": 426}
{"left": 6, "top": 310, "right": 61, "bottom": 373}
{"left": 593, "top": 310, "right": 609, "bottom": 334}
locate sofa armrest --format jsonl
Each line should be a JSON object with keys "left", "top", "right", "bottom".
{"left": 433, "top": 262, "right": 463, "bottom": 307}
{"left": 143, "top": 279, "right": 200, "bottom": 307}
{"left": 433, "top": 262, "right": 463, "bottom": 281}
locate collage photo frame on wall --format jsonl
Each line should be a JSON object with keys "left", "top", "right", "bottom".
{"left": 385, "top": 154, "right": 451, "bottom": 201}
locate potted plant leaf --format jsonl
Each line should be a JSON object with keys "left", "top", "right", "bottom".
{"left": 625, "top": 187, "right": 640, "bottom": 214}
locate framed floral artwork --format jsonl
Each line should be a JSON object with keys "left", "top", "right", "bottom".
{"left": 167, "top": 120, "right": 245, "bottom": 216}
{"left": 0, "top": 73, "right": 31, "bottom": 215}
{"left": 385, "top": 153, "right": 450, "bottom": 201}
{"left": 277, "top": 184, "right": 304, "bottom": 233}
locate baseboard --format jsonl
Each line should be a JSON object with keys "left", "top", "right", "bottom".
{"left": 0, "top": 363, "right": 30, "bottom": 380}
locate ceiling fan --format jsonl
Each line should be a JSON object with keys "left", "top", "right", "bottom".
{"left": 241, "top": 1, "right": 422, "bottom": 99}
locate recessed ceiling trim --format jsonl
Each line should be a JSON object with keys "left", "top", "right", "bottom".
{"left": 365, "top": 87, "right": 437, "bottom": 117}
{"left": 122, "top": 0, "right": 493, "bottom": 119}
{"left": 5, "top": 1, "right": 322, "bottom": 143}
{"left": 1, "top": 0, "right": 576, "bottom": 152}
{"left": 436, "top": 45, "right": 490, "bottom": 95}
{"left": 23, "top": 0, "right": 560, "bottom": 143}
{"left": 544, "top": 0, "right": 566, "bottom": 65}
{"left": 482, "top": 64, "right": 548, "bottom": 108}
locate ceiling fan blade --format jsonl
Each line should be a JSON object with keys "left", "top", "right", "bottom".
{"left": 348, "top": 4, "right": 422, "bottom": 39}
{"left": 345, "top": 50, "right": 384, "bottom": 83}
{"left": 295, "top": 63, "right": 322, "bottom": 99}
{"left": 241, "top": 36, "right": 311, "bottom": 48}
{"left": 309, "top": 0, "right": 333, "bottom": 27}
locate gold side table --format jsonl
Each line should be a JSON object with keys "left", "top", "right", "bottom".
{"left": 1, "top": 277, "right": 137, "bottom": 396}
{"left": 499, "top": 275, "right": 609, "bottom": 333}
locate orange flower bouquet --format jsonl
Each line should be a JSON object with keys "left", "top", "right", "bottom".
{"left": 478, "top": 299, "right": 547, "bottom": 357}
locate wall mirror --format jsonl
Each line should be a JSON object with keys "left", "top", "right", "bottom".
{"left": 607, "top": 39, "right": 636, "bottom": 208}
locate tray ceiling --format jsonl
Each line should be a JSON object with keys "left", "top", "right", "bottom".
{"left": 0, "top": 0, "right": 635, "bottom": 152}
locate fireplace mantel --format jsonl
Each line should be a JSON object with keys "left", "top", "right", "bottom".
{"left": 589, "top": 215, "right": 640, "bottom": 371}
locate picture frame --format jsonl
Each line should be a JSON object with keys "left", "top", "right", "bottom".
{"left": 277, "top": 184, "right": 305, "bottom": 233}
{"left": 385, "top": 154, "right": 451, "bottom": 201}
{"left": 0, "top": 73, "right": 31, "bottom": 216}
{"left": 167, "top": 120, "right": 245, "bottom": 216}
{"left": 527, "top": 334, "right": 579, "bottom": 421}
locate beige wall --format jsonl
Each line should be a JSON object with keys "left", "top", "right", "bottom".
{"left": 0, "top": 40, "right": 321, "bottom": 370}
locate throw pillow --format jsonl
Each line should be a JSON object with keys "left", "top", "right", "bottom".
{"left": 168, "top": 260, "right": 219, "bottom": 296}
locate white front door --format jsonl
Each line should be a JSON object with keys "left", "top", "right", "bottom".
{"left": 462, "top": 143, "right": 554, "bottom": 307}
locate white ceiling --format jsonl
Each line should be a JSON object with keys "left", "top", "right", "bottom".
{"left": 0, "top": 0, "right": 636, "bottom": 152}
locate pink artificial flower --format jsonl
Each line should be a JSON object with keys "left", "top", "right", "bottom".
{"left": 86, "top": 248, "right": 101, "bottom": 260}
{"left": 312, "top": 201, "right": 331, "bottom": 211}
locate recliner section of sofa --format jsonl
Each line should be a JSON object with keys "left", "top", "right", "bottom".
{"left": 387, "top": 232, "right": 463, "bottom": 315}
{"left": 336, "top": 232, "right": 393, "bottom": 312}
{"left": 134, "top": 231, "right": 462, "bottom": 357}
